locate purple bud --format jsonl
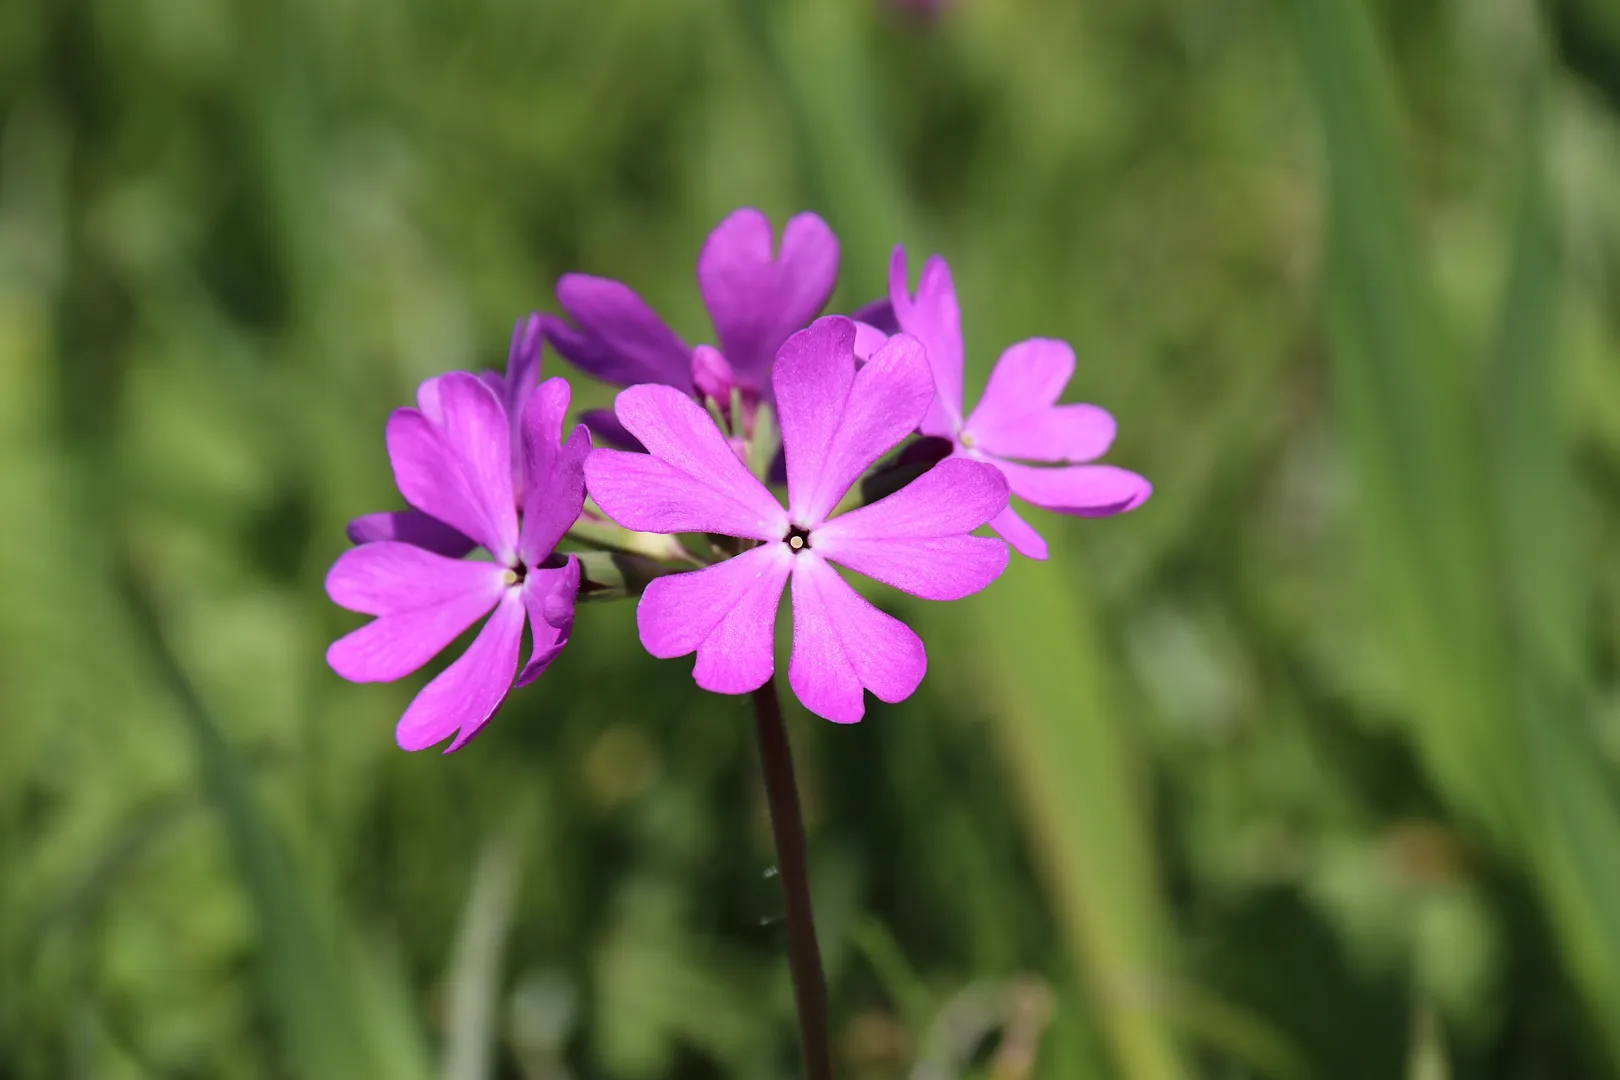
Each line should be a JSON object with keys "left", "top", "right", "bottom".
{"left": 691, "top": 344, "right": 736, "bottom": 406}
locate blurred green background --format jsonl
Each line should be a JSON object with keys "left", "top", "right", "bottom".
{"left": 6, "top": 0, "right": 1620, "bottom": 1076}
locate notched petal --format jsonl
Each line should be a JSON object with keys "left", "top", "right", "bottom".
{"left": 996, "top": 461, "right": 1152, "bottom": 517}
{"left": 774, "top": 319, "right": 936, "bottom": 526}
{"left": 586, "top": 385, "right": 784, "bottom": 540}
{"left": 636, "top": 546, "right": 791, "bottom": 695}
{"left": 544, "top": 277, "right": 693, "bottom": 391}
{"left": 345, "top": 510, "right": 477, "bottom": 558}
{"left": 395, "top": 591, "right": 526, "bottom": 753}
{"left": 787, "top": 556, "right": 926, "bottom": 723}
{"left": 699, "top": 208, "right": 839, "bottom": 387}
{"left": 888, "top": 246, "right": 964, "bottom": 434}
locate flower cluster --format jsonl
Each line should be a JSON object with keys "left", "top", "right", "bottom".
{"left": 328, "top": 209, "right": 1149, "bottom": 750}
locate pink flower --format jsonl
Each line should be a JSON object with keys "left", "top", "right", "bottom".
{"left": 325, "top": 370, "right": 590, "bottom": 752}
{"left": 889, "top": 248, "right": 1152, "bottom": 560}
{"left": 585, "top": 316, "right": 1011, "bottom": 722}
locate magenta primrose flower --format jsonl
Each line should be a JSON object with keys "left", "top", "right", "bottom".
{"left": 585, "top": 316, "right": 1011, "bottom": 723}
{"left": 345, "top": 314, "right": 546, "bottom": 557}
{"left": 325, "top": 370, "right": 590, "bottom": 752}
{"left": 889, "top": 247, "right": 1152, "bottom": 560}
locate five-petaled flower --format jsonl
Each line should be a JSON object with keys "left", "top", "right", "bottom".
{"left": 585, "top": 316, "right": 1012, "bottom": 723}
{"left": 325, "top": 370, "right": 590, "bottom": 752}
{"left": 889, "top": 247, "right": 1151, "bottom": 560}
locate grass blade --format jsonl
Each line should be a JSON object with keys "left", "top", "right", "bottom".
{"left": 115, "top": 560, "right": 387, "bottom": 1080}
{"left": 1492, "top": 65, "right": 1620, "bottom": 1063}
{"left": 1296, "top": 0, "right": 1515, "bottom": 837}
{"left": 441, "top": 813, "right": 531, "bottom": 1080}
{"left": 964, "top": 559, "right": 1189, "bottom": 1080}
{"left": 1296, "top": 0, "right": 1620, "bottom": 1060}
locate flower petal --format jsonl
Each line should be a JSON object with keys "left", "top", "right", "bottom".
{"left": 699, "top": 209, "right": 838, "bottom": 389}
{"left": 326, "top": 541, "right": 501, "bottom": 615}
{"left": 852, "top": 321, "right": 889, "bottom": 362}
{"left": 543, "top": 278, "right": 692, "bottom": 391}
{"left": 519, "top": 379, "right": 590, "bottom": 565}
{"left": 963, "top": 339, "right": 1116, "bottom": 462}
{"left": 637, "top": 544, "right": 792, "bottom": 694}
{"left": 416, "top": 375, "right": 445, "bottom": 423}
{"left": 521, "top": 424, "right": 590, "bottom": 565}
{"left": 478, "top": 371, "right": 507, "bottom": 411}
{"left": 813, "top": 458, "right": 1009, "bottom": 599}
{"left": 585, "top": 384, "right": 786, "bottom": 540}
{"left": 691, "top": 343, "right": 736, "bottom": 405}
{"left": 585, "top": 451, "right": 775, "bottom": 538}
{"left": 395, "top": 590, "right": 526, "bottom": 753}
{"left": 976, "top": 403, "right": 1118, "bottom": 464}
{"left": 516, "top": 557, "right": 578, "bottom": 688}
{"left": 506, "top": 313, "right": 544, "bottom": 415}
{"left": 387, "top": 372, "right": 519, "bottom": 562}
{"left": 519, "top": 376, "right": 569, "bottom": 494}
{"left": 850, "top": 297, "right": 899, "bottom": 335}
{"left": 995, "top": 460, "right": 1153, "bottom": 516}
{"left": 775, "top": 319, "right": 935, "bottom": 527}
{"left": 327, "top": 589, "right": 502, "bottom": 683}
{"left": 345, "top": 510, "right": 476, "bottom": 557}
{"left": 325, "top": 543, "right": 509, "bottom": 682}
{"left": 888, "top": 247, "right": 964, "bottom": 436}
{"left": 580, "top": 408, "right": 647, "bottom": 453}
{"left": 814, "top": 533, "right": 1008, "bottom": 600}
{"left": 504, "top": 314, "right": 546, "bottom": 485}
{"left": 788, "top": 555, "right": 925, "bottom": 723}
{"left": 820, "top": 457, "right": 1008, "bottom": 540}
{"left": 989, "top": 503, "right": 1049, "bottom": 560}
{"left": 968, "top": 337, "right": 1073, "bottom": 415}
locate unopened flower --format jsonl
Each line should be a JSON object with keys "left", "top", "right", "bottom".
{"left": 889, "top": 247, "right": 1150, "bottom": 560}
{"left": 326, "top": 371, "right": 589, "bottom": 752}
{"left": 585, "top": 316, "right": 1010, "bottom": 722}
{"left": 346, "top": 314, "right": 546, "bottom": 556}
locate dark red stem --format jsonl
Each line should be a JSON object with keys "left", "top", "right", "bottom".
{"left": 751, "top": 678, "right": 833, "bottom": 1080}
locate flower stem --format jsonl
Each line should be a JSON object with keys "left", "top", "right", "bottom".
{"left": 750, "top": 678, "right": 834, "bottom": 1080}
